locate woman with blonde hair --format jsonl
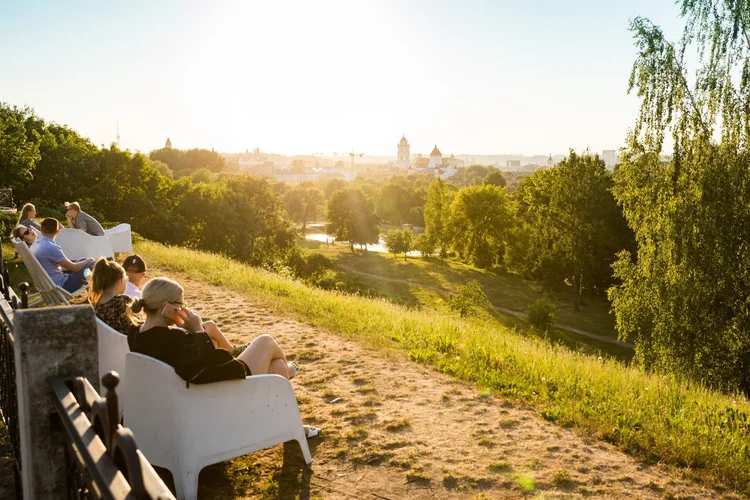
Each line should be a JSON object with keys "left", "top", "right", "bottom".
{"left": 17, "top": 203, "right": 41, "bottom": 231}
{"left": 128, "top": 277, "right": 318, "bottom": 436}
{"left": 88, "top": 258, "right": 139, "bottom": 334}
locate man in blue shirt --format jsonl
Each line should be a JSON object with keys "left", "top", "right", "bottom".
{"left": 31, "top": 218, "right": 95, "bottom": 293}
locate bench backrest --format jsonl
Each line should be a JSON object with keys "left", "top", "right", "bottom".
{"left": 104, "top": 223, "right": 133, "bottom": 254}
{"left": 96, "top": 319, "right": 130, "bottom": 389}
{"left": 11, "top": 237, "right": 68, "bottom": 305}
{"left": 56, "top": 228, "right": 114, "bottom": 261}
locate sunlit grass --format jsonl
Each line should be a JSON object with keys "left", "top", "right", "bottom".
{"left": 125, "top": 240, "right": 750, "bottom": 493}
{"left": 302, "top": 238, "right": 617, "bottom": 339}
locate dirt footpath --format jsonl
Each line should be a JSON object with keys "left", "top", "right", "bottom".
{"left": 171, "top": 273, "right": 737, "bottom": 499}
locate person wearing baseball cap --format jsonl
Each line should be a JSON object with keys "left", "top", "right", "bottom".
{"left": 123, "top": 254, "right": 146, "bottom": 299}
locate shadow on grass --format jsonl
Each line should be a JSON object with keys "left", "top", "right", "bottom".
{"left": 485, "top": 306, "right": 634, "bottom": 363}
{"left": 192, "top": 440, "right": 318, "bottom": 500}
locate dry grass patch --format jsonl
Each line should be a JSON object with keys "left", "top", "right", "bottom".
{"left": 343, "top": 426, "right": 368, "bottom": 441}
{"left": 488, "top": 460, "right": 512, "bottom": 473}
{"left": 384, "top": 418, "right": 411, "bottom": 432}
{"left": 405, "top": 470, "right": 431, "bottom": 485}
{"left": 354, "top": 384, "right": 378, "bottom": 394}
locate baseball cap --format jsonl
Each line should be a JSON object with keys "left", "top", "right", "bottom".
{"left": 123, "top": 254, "right": 146, "bottom": 273}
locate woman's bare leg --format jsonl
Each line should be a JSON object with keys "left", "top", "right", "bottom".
{"left": 202, "top": 320, "right": 234, "bottom": 351}
{"left": 237, "top": 334, "right": 288, "bottom": 376}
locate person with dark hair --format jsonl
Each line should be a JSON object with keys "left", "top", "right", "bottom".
{"left": 17, "top": 203, "right": 41, "bottom": 231}
{"left": 31, "top": 218, "right": 95, "bottom": 292}
{"left": 89, "top": 258, "right": 140, "bottom": 334}
{"left": 64, "top": 201, "right": 104, "bottom": 236}
{"left": 11, "top": 226, "right": 36, "bottom": 247}
{"left": 123, "top": 254, "right": 146, "bottom": 299}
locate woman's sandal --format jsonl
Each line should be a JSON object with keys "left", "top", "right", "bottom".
{"left": 288, "top": 361, "right": 300, "bottom": 379}
{"left": 304, "top": 425, "right": 322, "bottom": 439}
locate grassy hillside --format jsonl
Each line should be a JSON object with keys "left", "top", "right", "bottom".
{"left": 302, "top": 238, "right": 617, "bottom": 339}
{"left": 137, "top": 240, "right": 750, "bottom": 495}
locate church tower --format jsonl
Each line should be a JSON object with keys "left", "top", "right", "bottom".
{"left": 397, "top": 135, "right": 410, "bottom": 170}
{"left": 429, "top": 144, "right": 442, "bottom": 168}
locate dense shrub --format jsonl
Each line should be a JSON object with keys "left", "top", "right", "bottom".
{"left": 448, "top": 279, "right": 489, "bottom": 317}
{"left": 527, "top": 298, "right": 557, "bottom": 330}
{"left": 0, "top": 213, "right": 17, "bottom": 238}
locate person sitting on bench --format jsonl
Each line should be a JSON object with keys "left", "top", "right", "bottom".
{"left": 64, "top": 201, "right": 105, "bottom": 236}
{"left": 31, "top": 218, "right": 95, "bottom": 293}
{"left": 17, "top": 203, "right": 42, "bottom": 231}
{"left": 89, "top": 258, "right": 141, "bottom": 334}
{"left": 11, "top": 225, "right": 37, "bottom": 247}
{"left": 128, "top": 277, "right": 320, "bottom": 436}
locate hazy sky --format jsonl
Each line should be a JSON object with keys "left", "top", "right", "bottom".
{"left": 0, "top": 0, "right": 684, "bottom": 157}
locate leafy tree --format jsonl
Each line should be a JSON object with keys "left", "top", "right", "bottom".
{"left": 484, "top": 168, "right": 506, "bottom": 187}
{"left": 149, "top": 147, "right": 225, "bottom": 176}
{"left": 448, "top": 280, "right": 489, "bottom": 317}
{"left": 283, "top": 182, "right": 322, "bottom": 230}
{"left": 423, "top": 179, "right": 455, "bottom": 258}
{"left": 513, "top": 152, "right": 632, "bottom": 309}
{"left": 384, "top": 228, "right": 413, "bottom": 260}
{"left": 149, "top": 159, "right": 173, "bottom": 177}
{"left": 384, "top": 229, "right": 405, "bottom": 259}
{"left": 323, "top": 178, "right": 348, "bottom": 198}
{"left": 610, "top": 1, "right": 750, "bottom": 392}
{"left": 377, "top": 182, "right": 413, "bottom": 225}
{"left": 448, "top": 184, "right": 514, "bottom": 268}
{"left": 413, "top": 233, "right": 436, "bottom": 257}
{"left": 326, "top": 187, "right": 381, "bottom": 252}
{"left": 0, "top": 104, "right": 40, "bottom": 191}
{"left": 191, "top": 168, "right": 218, "bottom": 184}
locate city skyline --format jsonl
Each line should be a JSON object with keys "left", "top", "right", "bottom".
{"left": 1, "top": 0, "right": 683, "bottom": 156}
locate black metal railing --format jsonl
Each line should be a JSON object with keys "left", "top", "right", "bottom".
{"left": 0, "top": 249, "right": 26, "bottom": 500}
{"left": 50, "top": 371, "right": 175, "bottom": 499}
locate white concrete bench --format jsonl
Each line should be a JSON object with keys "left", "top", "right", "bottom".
{"left": 104, "top": 223, "right": 133, "bottom": 254}
{"left": 122, "top": 352, "right": 312, "bottom": 500}
{"left": 56, "top": 228, "right": 114, "bottom": 261}
{"left": 11, "top": 237, "right": 86, "bottom": 306}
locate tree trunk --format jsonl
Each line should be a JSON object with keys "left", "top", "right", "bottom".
{"left": 573, "top": 263, "right": 582, "bottom": 311}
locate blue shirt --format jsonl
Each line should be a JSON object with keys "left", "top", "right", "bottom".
{"left": 30, "top": 236, "right": 68, "bottom": 287}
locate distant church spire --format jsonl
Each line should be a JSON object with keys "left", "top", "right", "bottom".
{"left": 116, "top": 121, "right": 120, "bottom": 149}
{"left": 165, "top": 138, "right": 172, "bottom": 149}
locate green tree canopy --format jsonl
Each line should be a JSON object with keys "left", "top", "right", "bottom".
{"left": 449, "top": 184, "right": 514, "bottom": 269}
{"left": 513, "top": 151, "right": 633, "bottom": 309}
{"left": 0, "top": 104, "right": 40, "bottom": 190}
{"left": 326, "top": 187, "right": 381, "bottom": 252}
{"left": 283, "top": 182, "right": 323, "bottom": 230}
{"left": 423, "top": 179, "right": 455, "bottom": 258}
{"left": 610, "top": 1, "right": 750, "bottom": 392}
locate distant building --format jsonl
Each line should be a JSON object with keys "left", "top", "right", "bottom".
{"left": 602, "top": 150, "right": 618, "bottom": 169}
{"left": 429, "top": 145, "right": 442, "bottom": 168}
{"left": 397, "top": 136, "right": 410, "bottom": 170}
{"left": 165, "top": 138, "right": 172, "bottom": 149}
{"left": 506, "top": 160, "right": 521, "bottom": 168}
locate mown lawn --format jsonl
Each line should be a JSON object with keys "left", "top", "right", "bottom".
{"left": 136, "top": 239, "right": 750, "bottom": 496}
